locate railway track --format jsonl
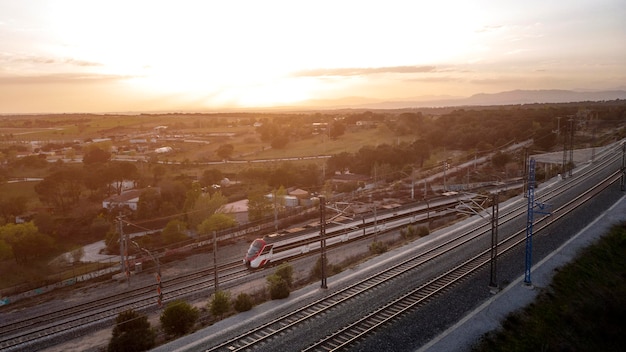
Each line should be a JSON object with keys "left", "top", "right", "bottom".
{"left": 2, "top": 141, "right": 622, "bottom": 352}
{"left": 304, "top": 169, "right": 622, "bottom": 351}
{"left": 201, "top": 145, "right": 623, "bottom": 352}
{"left": 0, "top": 261, "right": 246, "bottom": 351}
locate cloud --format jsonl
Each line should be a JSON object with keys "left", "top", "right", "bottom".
{"left": 474, "top": 25, "right": 504, "bottom": 33}
{"left": 6, "top": 55, "right": 102, "bottom": 67}
{"left": 291, "top": 65, "right": 438, "bottom": 77}
{"left": 0, "top": 73, "right": 132, "bottom": 85}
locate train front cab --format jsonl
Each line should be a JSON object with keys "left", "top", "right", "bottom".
{"left": 244, "top": 238, "right": 273, "bottom": 269}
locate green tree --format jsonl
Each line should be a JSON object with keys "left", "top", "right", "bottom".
{"left": 136, "top": 187, "right": 162, "bottom": 219}
{"left": 108, "top": 309, "right": 155, "bottom": 352}
{"left": 34, "top": 169, "right": 84, "bottom": 212}
{"left": 200, "top": 169, "right": 223, "bottom": 187}
{"left": 83, "top": 146, "right": 111, "bottom": 165}
{"left": 105, "top": 162, "right": 139, "bottom": 195}
{"left": 329, "top": 120, "right": 346, "bottom": 139}
{"left": 247, "top": 187, "right": 273, "bottom": 222}
{"left": 0, "top": 222, "right": 55, "bottom": 264}
{"left": 187, "top": 192, "right": 227, "bottom": 229}
{"left": 216, "top": 144, "right": 235, "bottom": 160}
{"left": 197, "top": 213, "right": 237, "bottom": 235}
{"left": 270, "top": 135, "right": 289, "bottom": 149}
{"left": 209, "top": 290, "right": 231, "bottom": 319}
{"left": 151, "top": 164, "right": 166, "bottom": 185}
{"left": 162, "top": 219, "right": 188, "bottom": 245}
{"left": 160, "top": 300, "right": 199, "bottom": 337}
{"left": 0, "top": 196, "right": 27, "bottom": 224}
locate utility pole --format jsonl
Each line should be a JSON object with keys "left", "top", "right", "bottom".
{"left": 568, "top": 117, "right": 575, "bottom": 177}
{"left": 489, "top": 192, "right": 499, "bottom": 291}
{"left": 525, "top": 158, "right": 551, "bottom": 286}
{"left": 213, "top": 231, "right": 218, "bottom": 292}
{"left": 620, "top": 142, "right": 626, "bottom": 191}
{"left": 524, "top": 158, "right": 535, "bottom": 286}
{"left": 319, "top": 195, "right": 328, "bottom": 289}
{"left": 131, "top": 240, "right": 162, "bottom": 307}
{"left": 117, "top": 213, "right": 130, "bottom": 287}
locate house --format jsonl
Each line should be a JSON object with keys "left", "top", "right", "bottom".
{"left": 102, "top": 189, "right": 147, "bottom": 211}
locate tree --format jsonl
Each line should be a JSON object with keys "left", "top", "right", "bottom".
{"left": 162, "top": 219, "right": 188, "bottom": 245}
{"left": 136, "top": 187, "right": 162, "bottom": 219}
{"left": 247, "top": 187, "right": 273, "bottom": 222}
{"left": 0, "top": 222, "right": 55, "bottom": 264}
{"left": 108, "top": 309, "right": 155, "bottom": 352}
{"left": 151, "top": 164, "right": 166, "bottom": 185}
{"left": 326, "top": 152, "right": 353, "bottom": 175}
{"left": 197, "top": 213, "right": 236, "bottom": 235}
{"left": 216, "top": 144, "right": 235, "bottom": 160}
{"left": 209, "top": 290, "right": 231, "bottom": 319}
{"left": 187, "top": 192, "right": 227, "bottom": 229}
{"left": 270, "top": 135, "right": 289, "bottom": 149}
{"left": 329, "top": 120, "right": 346, "bottom": 139}
{"left": 34, "top": 169, "right": 84, "bottom": 212}
{"left": 105, "top": 162, "right": 139, "bottom": 195}
{"left": 0, "top": 196, "right": 27, "bottom": 224}
{"left": 200, "top": 169, "right": 223, "bottom": 187}
{"left": 83, "top": 146, "right": 111, "bottom": 165}
{"left": 160, "top": 300, "right": 199, "bottom": 337}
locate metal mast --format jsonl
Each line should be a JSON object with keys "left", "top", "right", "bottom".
{"left": 524, "top": 159, "right": 535, "bottom": 285}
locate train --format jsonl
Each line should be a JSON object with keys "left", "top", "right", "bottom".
{"left": 243, "top": 193, "right": 474, "bottom": 269}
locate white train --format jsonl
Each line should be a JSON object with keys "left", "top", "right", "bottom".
{"left": 243, "top": 193, "right": 471, "bottom": 269}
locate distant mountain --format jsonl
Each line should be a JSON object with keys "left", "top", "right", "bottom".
{"left": 462, "top": 89, "right": 626, "bottom": 106}
{"left": 319, "top": 89, "right": 626, "bottom": 110}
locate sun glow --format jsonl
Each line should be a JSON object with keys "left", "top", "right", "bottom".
{"left": 1, "top": 1, "right": 624, "bottom": 113}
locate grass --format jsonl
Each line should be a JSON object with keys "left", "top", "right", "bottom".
{"left": 472, "top": 222, "right": 626, "bottom": 352}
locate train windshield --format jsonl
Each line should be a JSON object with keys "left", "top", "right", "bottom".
{"left": 246, "top": 239, "right": 265, "bottom": 257}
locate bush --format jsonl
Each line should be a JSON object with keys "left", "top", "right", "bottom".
{"left": 274, "top": 263, "right": 294, "bottom": 287}
{"left": 369, "top": 240, "right": 388, "bottom": 254}
{"left": 160, "top": 300, "right": 199, "bottom": 337}
{"left": 233, "top": 292, "right": 253, "bottom": 312}
{"left": 310, "top": 257, "right": 328, "bottom": 280}
{"left": 108, "top": 309, "right": 155, "bottom": 352}
{"left": 209, "top": 290, "right": 231, "bottom": 318}
{"left": 401, "top": 224, "right": 429, "bottom": 240}
{"left": 267, "top": 274, "right": 290, "bottom": 299}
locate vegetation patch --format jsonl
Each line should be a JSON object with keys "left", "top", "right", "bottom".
{"left": 472, "top": 223, "right": 626, "bottom": 352}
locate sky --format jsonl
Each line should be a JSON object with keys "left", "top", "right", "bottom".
{"left": 0, "top": 0, "right": 625, "bottom": 114}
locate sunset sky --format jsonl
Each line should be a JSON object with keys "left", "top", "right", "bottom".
{"left": 1, "top": 0, "right": 625, "bottom": 114}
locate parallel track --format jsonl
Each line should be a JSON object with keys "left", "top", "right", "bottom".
{"left": 1, "top": 142, "right": 622, "bottom": 351}
{"left": 204, "top": 146, "right": 623, "bottom": 352}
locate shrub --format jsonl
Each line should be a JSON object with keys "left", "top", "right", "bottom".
{"left": 310, "top": 256, "right": 328, "bottom": 280}
{"left": 160, "top": 300, "right": 199, "bottom": 337}
{"left": 401, "top": 224, "right": 429, "bottom": 240}
{"left": 108, "top": 309, "right": 155, "bottom": 352}
{"left": 209, "top": 290, "right": 231, "bottom": 318}
{"left": 233, "top": 292, "right": 253, "bottom": 312}
{"left": 267, "top": 274, "right": 290, "bottom": 299}
{"left": 369, "top": 240, "right": 388, "bottom": 254}
{"left": 274, "top": 263, "right": 294, "bottom": 287}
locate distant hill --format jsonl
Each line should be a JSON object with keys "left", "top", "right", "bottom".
{"left": 322, "top": 89, "right": 626, "bottom": 110}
